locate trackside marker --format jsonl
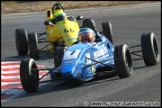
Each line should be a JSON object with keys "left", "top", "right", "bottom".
{"left": 1, "top": 61, "right": 49, "bottom": 100}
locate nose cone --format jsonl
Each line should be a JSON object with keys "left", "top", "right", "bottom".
{"left": 61, "top": 63, "right": 78, "bottom": 83}
{"left": 62, "top": 72, "right": 75, "bottom": 83}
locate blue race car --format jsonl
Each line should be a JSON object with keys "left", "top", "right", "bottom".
{"left": 20, "top": 19, "right": 160, "bottom": 93}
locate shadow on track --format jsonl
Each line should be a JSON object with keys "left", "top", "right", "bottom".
{"left": 14, "top": 71, "right": 119, "bottom": 99}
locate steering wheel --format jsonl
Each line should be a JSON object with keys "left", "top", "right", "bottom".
{"left": 52, "top": 3, "right": 64, "bottom": 14}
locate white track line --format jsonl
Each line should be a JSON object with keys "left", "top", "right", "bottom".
{"left": 1, "top": 61, "right": 20, "bottom": 64}
{"left": 1, "top": 82, "right": 21, "bottom": 86}
{"left": 1, "top": 70, "right": 19, "bottom": 74}
{"left": 1, "top": 75, "right": 20, "bottom": 79}
{"left": 2, "top": 65, "right": 20, "bottom": 69}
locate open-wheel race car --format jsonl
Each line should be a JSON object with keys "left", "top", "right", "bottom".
{"left": 15, "top": 3, "right": 83, "bottom": 64}
{"left": 19, "top": 18, "right": 160, "bottom": 93}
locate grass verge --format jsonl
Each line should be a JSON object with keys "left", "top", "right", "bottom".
{"left": 1, "top": 1, "right": 158, "bottom": 14}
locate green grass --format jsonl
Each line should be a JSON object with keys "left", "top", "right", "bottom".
{"left": 1, "top": 1, "right": 18, "bottom": 4}
{"left": 1, "top": 1, "right": 37, "bottom": 4}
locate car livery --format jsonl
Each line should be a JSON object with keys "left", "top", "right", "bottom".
{"left": 19, "top": 18, "right": 160, "bottom": 93}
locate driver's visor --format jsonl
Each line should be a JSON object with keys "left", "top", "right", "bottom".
{"left": 55, "top": 13, "right": 66, "bottom": 22}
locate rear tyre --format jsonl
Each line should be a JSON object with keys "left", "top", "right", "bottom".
{"left": 28, "top": 33, "right": 39, "bottom": 60}
{"left": 54, "top": 45, "right": 64, "bottom": 68}
{"left": 20, "top": 58, "right": 39, "bottom": 93}
{"left": 102, "top": 22, "right": 113, "bottom": 44}
{"left": 141, "top": 32, "right": 160, "bottom": 66}
{"left": 114, "top": 44, "right": 133, "bottom": 78}
{"left": 15, "top": 28, "right": 28, "bottom": 56}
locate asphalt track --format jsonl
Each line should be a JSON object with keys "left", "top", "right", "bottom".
{"left": 1, "top": 2, "right": 161, "bottom": 107}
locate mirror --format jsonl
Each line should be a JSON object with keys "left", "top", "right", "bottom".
{"left": 44, "top": 21, "right": 54, "bottom": 26}
{"left": 47, "top": 9, "right": 53, "bottom": 20}
{"left": 76, "top": 16, "right": 83, "bottom": 21}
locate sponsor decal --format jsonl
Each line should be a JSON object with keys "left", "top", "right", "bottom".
{"left": 93, "top": 47, "right": 109, "bottom": 58}
{"left": 91, "top": 65, "right": 95, "bottom": 73}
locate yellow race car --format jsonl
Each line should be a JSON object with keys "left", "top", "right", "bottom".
{"left": 45, "top": 3, "right": 82, "bottom": 52}
{"left": 15, "top": 3, "right": 83, "bottom": 64}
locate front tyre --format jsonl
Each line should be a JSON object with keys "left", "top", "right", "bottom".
{"left": 20, "top": 58, "right": 39, "bottom": 93}
{"left": 114, "top": 44, "right": 133, "bottom": 78}
{"left": 54, "top": 46, "right": 64, "bottom": 68}
{"left": 15, "top": 28, "right": 28, "bottom": 56}
{"left": 28, "top": 33, "right": 39, "bottom": 60}
{"left": 141, "top": 32, "right": 160, "bottom": 66}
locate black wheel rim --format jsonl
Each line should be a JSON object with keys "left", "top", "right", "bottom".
{"left": 126, "top": 50, "right": 132, "bottom": 71}
{"left": 125, "top": 56, "right": 128, "bottom": 69}
{"left": 31, "top": 64, "right": 38, "bottom": 85}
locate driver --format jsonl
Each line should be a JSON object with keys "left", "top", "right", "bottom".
{"left": 53, "top": 6, "right": 66, "bottom": 23}
{"left": 46, "top": 7, "right": 66, "bottom": 54}
{"left": 46, "top": 4, "right": 78, "bottom": 54}
{"left": 78, "top": 28, "right": 96, "bottom": 42}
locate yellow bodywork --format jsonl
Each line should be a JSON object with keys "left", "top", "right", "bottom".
{"left": 47, "top": 9, "right": 53, "bottom": 20}
{"left": 46, "top": 9, "right": 80, "bottom": 52}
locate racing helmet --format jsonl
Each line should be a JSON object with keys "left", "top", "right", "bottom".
{"left": 78, "top": 28, "right": 96, "bottom": 42}
{"left": 54, "top": 9, "right": 66, "bottom": 22}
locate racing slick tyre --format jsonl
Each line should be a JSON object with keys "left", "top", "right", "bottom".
{"left": 20, "top": 58, "right": 39, "bottom": 93}
{"left": 141, "top": 32, "right": 160, "bottom": 66}
{"left": 15, "top": 28, "right": 28, "bottom": 56}
{"left": 114, "top": 44, "right": 133, "bottom": 78}
{"left": 102, "top": 22, "right": 113, "bottom": 44}
{"left": 28, "top": 33, "right": 39, "bottom": 60}
{"left": 54, "top": 45, "right": 65, "bottom": 68}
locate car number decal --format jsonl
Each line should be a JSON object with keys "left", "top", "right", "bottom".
{"left": 63, "top": 49, "right": 81, "bottom": 60}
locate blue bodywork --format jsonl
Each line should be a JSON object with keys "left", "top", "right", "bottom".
{"left": 50, "top": 35, "right": 115, "bottom": 83}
